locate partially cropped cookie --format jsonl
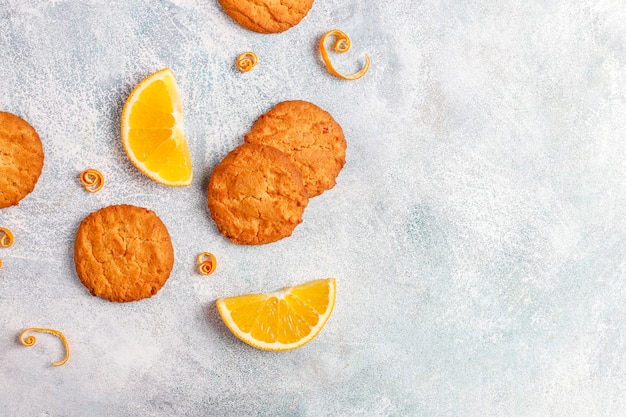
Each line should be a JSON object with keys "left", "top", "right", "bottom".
{"left": 218, "top": 0, "right": 314, "bottom": 33}
{"left": 0, "top": 111, "right": 44, "bottom": 208}
{"left": 208, "top": 143, "right": 309, "bottom": 245}
{"left": 74, "top": 204, "right": 174, "bottom": 302}
{"left": 245, "top": 100, "right": 346, "bottom": 197}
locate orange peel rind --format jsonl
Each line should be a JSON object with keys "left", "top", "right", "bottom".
{"left": 197, "top": 252, "right": 217, "bottom": 276}
{"left": 79, "top": 169, "right": 105, "bottom": 193}
{"left": 319, "top": 29, "right": 370, "bottom": 80}
{"left": 19, "top": 327, "right": 70, "bottom": 367}
{"left": 237, "top": 52, "right": 258, "bottom": 72}
{"left": 0, "top": 227, "right": 14, "bottom": 248}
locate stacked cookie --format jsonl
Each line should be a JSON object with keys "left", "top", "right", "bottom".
{"left": 208, "top": 100, "right": 346, "bottom": 245}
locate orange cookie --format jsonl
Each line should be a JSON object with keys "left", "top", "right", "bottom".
{"left": 218, "top": 0, "right": 314, "bottom": 33}
{"left": 245, "top": 100, "right": 346, "bottom": 197}
{"left": 208, "top": 143, "right": 309, "bottom": 245}
{"left": 0, "top": 112, "right": 44, "bottom": 208}
{"left": 74, "top": 204, "right": 174, "bottom": 302}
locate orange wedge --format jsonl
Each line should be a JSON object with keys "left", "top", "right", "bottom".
{"left": 216, "top": 278, "right": 336, "bottom": 351}
{"left": 121, "top": 68, "right": 192, "bottom": 186}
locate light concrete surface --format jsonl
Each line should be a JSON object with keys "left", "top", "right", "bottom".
{"left": 1, "top": 0, "right": 626, "bottom": 415}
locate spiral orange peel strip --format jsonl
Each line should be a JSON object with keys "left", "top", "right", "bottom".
{"left": 19, "top": 327, "right": 71, "bottom": 367}
{"left": 80, "top": 169, "right": 105, "bottom": 193}
{"left": 319, "top": 29, "right": 370, "bottom": 80}
{"left": 237, "top": 52, "right": 258, "bottom": 72}
{"left": 197, "top": 252, "right": 217, "bottom": 276}
{"left": 0, "top": 227, "right": 14, "bottom": 248}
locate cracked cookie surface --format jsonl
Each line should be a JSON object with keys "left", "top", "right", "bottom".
{"left": 0, "top": 111, "right": 44, "bottom": 209}
{"left": 245, "top": 100, "right": 346, "bottom": 197}
{"left": 74, "top": 204, "right": 174, "bottom": 302}
{"left": 208, "top": 143, "right": 308, "bottom": 245}
{"left": 218, "top": 0, "right": 314, "bottom": 33}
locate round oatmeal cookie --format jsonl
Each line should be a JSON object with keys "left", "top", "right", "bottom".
{"left": 208, "top": 143, "right": 309, "bottom": 245}
{"left": 0, "top": 111, "right": 44, "bottom": 209}
{"left": 244, "top": 100, "right": 346, "bottom": 198}
{"left": 74, "top": 204, "right": 174, "bottom": 302}
{"left": 218, "top": 0, "right": 314, "bottom": 33}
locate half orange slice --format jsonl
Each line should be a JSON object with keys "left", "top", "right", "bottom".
{"left": 121, "top": 68, "right": 192, "bottom": 186}
{"left": 216, "top": 278, "right": 336, "bottom": 351}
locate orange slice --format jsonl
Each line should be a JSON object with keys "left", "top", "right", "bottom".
{"left": 216, "top": 278, "right": 336, "bottom": 351}
{"left": 121, "top": 68, "right": 192, "bottom": 186}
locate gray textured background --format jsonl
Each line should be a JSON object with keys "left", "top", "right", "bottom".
{"left": 1, "top": 0, "right": 626, "bottom": 416}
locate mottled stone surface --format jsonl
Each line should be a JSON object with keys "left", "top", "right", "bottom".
{"left": 1, "top": 0, "right": 626, "bottom": 415}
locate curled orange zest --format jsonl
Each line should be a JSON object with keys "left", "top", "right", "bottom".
{"left": 197, "top": 252, "right": 217, "bottom": 276}
{"left": 237, "top": 52, "right": 258, "bottom": 72}
{"left": 80, "top": 169, "right": 105, "bottom": 193}
{"left": 0, "top": 227, "right": 14, "bottom": 248}
{"left": 19, "top": 327, "right": 70, "bottom": 367}
{"left": 319, "top": 29, "right": 370, "bottom": 80}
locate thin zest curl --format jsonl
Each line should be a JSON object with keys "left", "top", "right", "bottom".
{"left": 0, "top": 227, "right": 14, "bottom": 248}
{"left": 19, "top": 327, "right": 71, "bottom": 367}
{"left": 80, "top": 169, "right": 105, "bottom": 193}
{"left": 319, "top": 29, "right": 370, "bottom": 80}
{"left": 237, "top": 52, "right": 258, "bottom": 72}
{"left": 197, "top": 252, "right": 217, "bottom": 276}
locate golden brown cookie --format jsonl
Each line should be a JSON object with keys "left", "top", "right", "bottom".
{"left": 0, "top": 111, "right": 44, "bottom": 209}
{"left": 218, "top": 0, "right": 314, "bottom": 33}
{"left": 208, "top": 143, "right": 309, "bottom": 245}
{"left": 74, "top": 204, "right": 174, "bottom": 302}
{"left": 244, "top": 100, "right": 346, "bottom": 198}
